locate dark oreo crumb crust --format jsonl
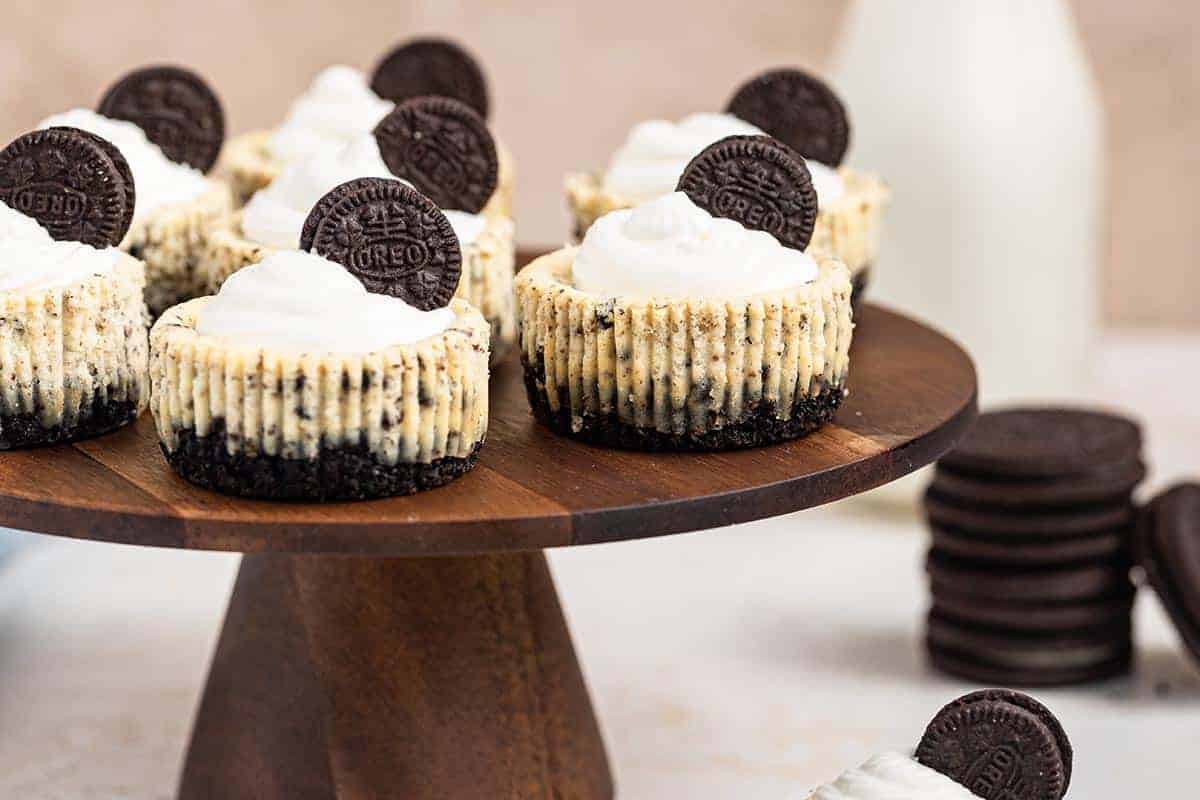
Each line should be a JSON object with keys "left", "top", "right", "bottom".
{"left": 162, "top": 420, "right": 481, "bottom": 502}
{"left": 0, "top": 397, "right": 139, "bottom": 450}
{"left": 523, "top": 363, "right": 842, "bottom": 452}
{"left": 850, "top": 268, "right": 870, "bottom": 308}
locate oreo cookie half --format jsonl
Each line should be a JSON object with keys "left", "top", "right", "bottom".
{"left": 374, "top": 96, "right": 498, "bottom": 213}
{"left": 676, "top": 135, "right": 818, "bottom": 251}
{"left": 300, "top": 177, "right": 462, "bottom": 310}
{"left": 0, "top": 127, "right": 132, "bottom": 248}
{"left": 53, "top": 126, "right": 137, "bottom": 240}
{"left": 370, "top": 38, "right": 489, "bottom": 120}
{"left": 1138, "top": 483, "right": 1200, "bottom": 665}
{"left": 726, "top": 68, "right": 850, "bottom": 167}
{"left": 916, "top": 690, "right": 1070, "bottom": 800}
{"left": 98, "top": 65, "right": 225, "bottom": 173}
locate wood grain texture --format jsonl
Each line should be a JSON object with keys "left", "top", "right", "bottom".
{"left": 0, "top": 300, "right": 976, "bottom": 556}
{"left": 178, "top": 552, "right": 613, "bottom": 800}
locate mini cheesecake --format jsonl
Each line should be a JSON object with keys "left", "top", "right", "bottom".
{"left": 151, "top": 255, "right": 489, "bottom": 501}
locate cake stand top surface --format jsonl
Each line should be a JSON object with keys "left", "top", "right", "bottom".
{"left": 0, "top": 303, "right": 976, "bottom": 556}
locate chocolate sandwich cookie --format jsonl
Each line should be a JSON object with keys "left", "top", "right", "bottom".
{"left": 373, "top": 96, "right": 498, "bottom": 213}
{"left": 98, "top": 65, "right": 225, "bottom": 173}
{"left": 927, "top": 551, "right": 1132, "bottom": 603}
{"left": 1137, "top": 483, "right": 1200, "bottom": 665}
{"left": 370, "top": 37, "right": 490, "bottom": 120}
{"left": 925, "top": 491, "right": 1135, "bottom": 536}
{"left": 917, "top": 689, "right": 1071, "bottom": 799}
{"left": 677, "top": 134, "right": 818, "bottom": 252}
{"left": 726, "top": 67, "right": 850, "bottom": 167}
{"left": 66, "top": 127, "right": 137, "bottom": 239}
{"left": 941, "top": 408, "right": 1142, "bottom": 479}
{"left": 0, "top": 127, "right": 133, "bottom": 248}
{"left": 931, "top": 457, "right": 1147, "bottom": 510}
{"left": 932, "top": 586, "right": 1135, "bottom": 634}
{"left": 930, "top": 524, "right": 1128, "bottom": 567}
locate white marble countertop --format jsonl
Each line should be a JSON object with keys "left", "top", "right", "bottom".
{"left": 0, "top": 330, "right": 1195, "bottom": 798}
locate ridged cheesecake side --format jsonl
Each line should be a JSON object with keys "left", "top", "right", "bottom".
{"left": 516, "top": 248, "right": 853, "bottom": 451}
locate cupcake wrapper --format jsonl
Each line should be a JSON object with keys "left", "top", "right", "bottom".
{"left": 0, "top": 254, "right": 148, "bottom": 439}
{"left": 124, "top": 179, "right": 235, "bottom": 318}
{"left": 201, "top": 212, "right": 517, "bottom": 364}
{"left": 564, "top": 169, "right": 889, "bottom": 277}
{"left": 220, "top": 130, "right": 517, "bottom": 217}
{"left": 515, "top": 249, "right": 853, "bottom": 439}
{"left": 151, "top": 298, "right": 489, "bottom": 467}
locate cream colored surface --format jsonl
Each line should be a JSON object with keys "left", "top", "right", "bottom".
{"left": 123, "top": 179, "right": 234, "bottom": 317}
{"left": 516, "top": 248, "right": 852, "bottom": 435}
{"left": 565, "top": 168, "right": 888, "bottom": 279}
{"left": 150, "top": 297, "right": 489, "bottom": 465}
{"left": 0, "top": 253, "right": 148, "bottom": 427}
{"left": 202, "top": 210, "right": 517, "bottom": 362}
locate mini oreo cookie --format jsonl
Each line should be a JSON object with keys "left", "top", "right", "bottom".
{"left": 373, "top": 96, "right": 498, "bottom": 213}
{"left": 98, "top": 65, "right": 225, "bottom": 173}
{"left": 0, "top": 127, "right": 132, "bottom": 248}
{"left": 300, "top": 177, "right": 462, "bottom": 310}
{"left": 676, "top": 135, "right": 818, "bottom": 251}
{"left": 726, "top": 68, "right": 850, "bottom": 167}
{"left": 931, "top": 458, "right": 1146, "bottom": 510}
{"left": 916, "top": 689, "right": 1069, "bottom": 800}
{"left": 370, "top": 38, "right": 489, "bottom": 120}
{"left": 925, "top": 491, "right": 1135, "bottom": 537}
{"left": 1137, "top": 483, "right": 1200, "bottom": 665}
{"left": 942, "top": 408, "right": 1142, "bottom": 479}
{"left": 54, "top": 127, "right": 136, "bottom": 241}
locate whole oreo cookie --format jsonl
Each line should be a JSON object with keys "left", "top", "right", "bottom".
{"left": 300, "top": 177, "right": 462, "bottom": 310}
{"left": 924, "top": 491, "right": 1135, "bottom": 537}
{"left": 916, "top": 690, "right": 1070, "bottom": 800}
{"left": 54, "top": 127, "right": 136, "bottom": 240}
{"left": 726, "top": 68, "right": 850, "bottom": 167}
{"left": 676, "top": 135, "right": 818, "bottom": 251}
{"left": 0, "top": 127, "right": 132, "bottom": 248}
{"left": 374, "top": 96, "right": 498, "bottom": 213}
{"left": 931, "top": 458, "right": 1146, "bottom": 510}
{"left": 98, "top": 65, "right": 225, "bottom": 172}
{"left": 941, "top": 408, "right": 1142, "bottom": 479}
{"left": 370, "top": 38, "right": 489, "bottom": 120}
{"left": 1137, "top": 483, "right": 1200, "bottom": 665}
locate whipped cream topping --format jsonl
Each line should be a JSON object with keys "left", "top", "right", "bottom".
{"left": 811, "top": 753, "right": 976, "bottom": 800}
{"left": 195, "top": 249, "right": 454, "bottom": 353}
{"left": 602, "top": 112, "right": 844, "bottom": 206}
{"left": 242, "top": 134, "right": 486, "bottom": 250}
{"left": 267, "top": 66, "right": 395, "bottom": 164}
{"left": 39, "top": 109, "right": 210, "bottom": 223}
{"left": 0, "top": 203, "right": 120, "bottom": 292}
{"left": 572, "top": 191, "right": 817, "bottom": 298}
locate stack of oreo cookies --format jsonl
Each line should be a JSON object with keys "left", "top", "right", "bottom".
{"left": 924, "top": 408, "right": 1145, "bottom": 686}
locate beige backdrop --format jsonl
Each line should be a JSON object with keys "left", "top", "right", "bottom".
{"left": 2, "top": 0, "right": 1195, "bottom": 327}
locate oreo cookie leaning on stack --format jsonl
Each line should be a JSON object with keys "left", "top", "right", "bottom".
{"left": 923, "top": 408, "right": 1145, "bottom": 686}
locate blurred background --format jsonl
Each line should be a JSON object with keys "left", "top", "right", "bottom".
{"left": 1, "top": 0, "right": 1196, "bottom": 328}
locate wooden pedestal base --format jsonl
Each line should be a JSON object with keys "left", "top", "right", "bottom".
{"left": 178, "top": 553, "right": 614, "bottom": 799}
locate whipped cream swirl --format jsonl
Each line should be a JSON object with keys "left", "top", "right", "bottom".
{"left": 38, "top": 108, "right": 210, "bottom": 223}
{"left": 603, "top": 112, "right": 844, "bottom": 206}
{"left": 267, "top": 66, "right": 395, "bottom": 164}
{"left": 572, "top": 191, "right": 817, "bottom": 298}
{"left": 195, "top": 250, "right": 454, "bottom": 353}
{"left": 810, "top": 753, "right": 977, "bottom": 800}
{"left": 242, "top": 133, "right": 486, "bottom": 250}
{"left": 0, "top": 203, "right": 120, "bottom": 292}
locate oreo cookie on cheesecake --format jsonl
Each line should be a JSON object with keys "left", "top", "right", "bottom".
{"left": 922, "top": 407, "right": 1144, "bottom": 687}
{"left": 151, "top": 177, "right": 490, "bottom": 501}
{"left": 0, "top": 128, "right": 149, "bottom": 448}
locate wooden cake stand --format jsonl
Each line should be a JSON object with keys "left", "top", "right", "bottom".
{"left": 0, "top": 295, "right": 976, "bottom": 798}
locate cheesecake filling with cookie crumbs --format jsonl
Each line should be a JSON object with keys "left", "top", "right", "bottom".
{"left": 0, "top": 204, "right": 148, "bottom": 447}
{"left": 809, "top": 753, "right": 978, "bottom": 800}
{"left": 517, "top": 193, "right": 852, "bottom": 451}
{"left": 151, "top": 250, "right": 489, "bottom": 499}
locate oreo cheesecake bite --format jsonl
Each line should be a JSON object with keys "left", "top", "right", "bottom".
{"left": 565, "top": 67, "right": 887, "bottom": 305}
{"left": 518, "top": 135, "right": 853, "bottom": 451}
{"left": 0, "top": 128, "right": 149, "bottom": 448}
{"left": 219, "top": 37, "right": 514, "bottom": 215}
{"left": 202, "top": 97, "right": 516, "bottom": 364}
{"left": 150, "top": 178, "right": 489, "bottom": 501}
{"left": 36, "top": 65, "right": 234, "bottom": 318}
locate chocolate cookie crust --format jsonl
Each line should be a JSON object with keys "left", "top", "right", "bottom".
{"left": 163, "top": 421, "right": 481, "bottom": 502}
{"left": 0, "top": 398, "right": 139, "bottom": 450}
